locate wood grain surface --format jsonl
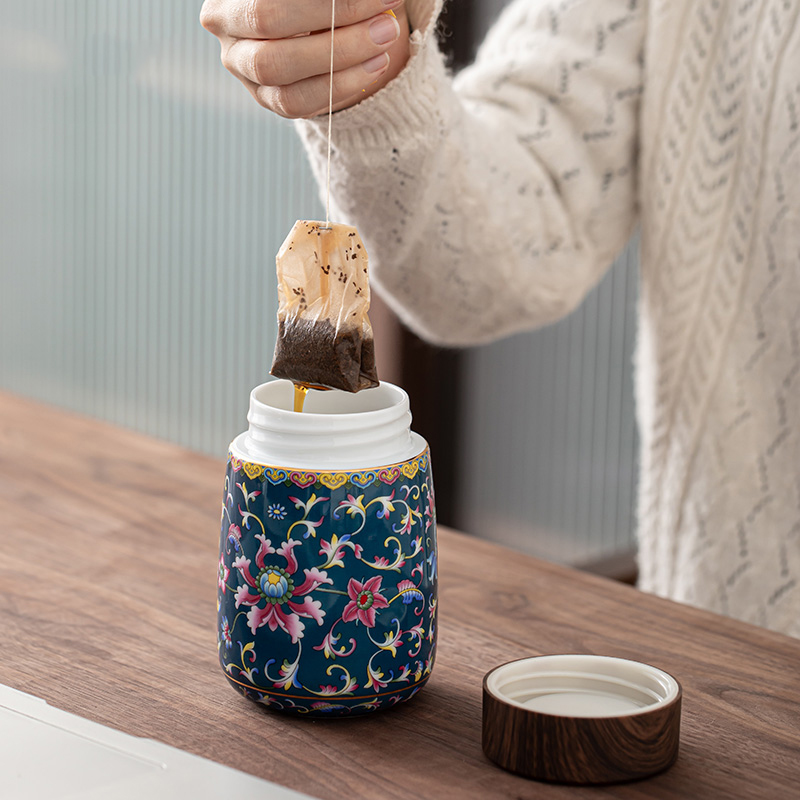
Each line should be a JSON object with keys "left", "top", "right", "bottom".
{"left": 1, "top": 391, "right": 799, "bottom": 799}
{"left": 482, "top": 678, "right": 681, "bottom": 784}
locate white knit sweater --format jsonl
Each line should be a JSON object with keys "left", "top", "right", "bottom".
{"left": 296, "top": 0, "right": 800, "bottom": 637}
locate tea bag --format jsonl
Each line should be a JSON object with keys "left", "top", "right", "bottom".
{"left": 270, "top": 220, "right": 379, "bottom": 392}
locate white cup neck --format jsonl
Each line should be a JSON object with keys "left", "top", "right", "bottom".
{"left": 229, "top": 380, "right": 425, "bottom": 470}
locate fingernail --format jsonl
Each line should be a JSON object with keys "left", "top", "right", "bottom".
{"left": 363, "top": 52, "right": 389, "bottom": 74}
{"left": 369, "top": 14, "right": 400, "bottom": 45}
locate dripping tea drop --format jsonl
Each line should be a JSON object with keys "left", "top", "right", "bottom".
{"left": 293, "top": 383, "right": 309, "bottom": 413}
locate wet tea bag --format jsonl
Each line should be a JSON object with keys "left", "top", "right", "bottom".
{"left": 270, "top": 220, "right": 379, "bottom": 392}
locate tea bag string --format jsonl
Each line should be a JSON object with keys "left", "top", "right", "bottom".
{"left": 324, "top": 0, "right": 335, "bottom": 229}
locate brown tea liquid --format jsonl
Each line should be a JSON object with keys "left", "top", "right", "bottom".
{"left": 293, "top": 383, "right": 309, "bottom": 413}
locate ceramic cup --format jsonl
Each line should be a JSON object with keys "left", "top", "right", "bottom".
{"left": 217, "top": 380, "right": 437, "bottom": 716}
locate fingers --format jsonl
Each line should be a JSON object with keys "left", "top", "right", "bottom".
{"left": 201, "top": 0, "right": 404, "bottom": 41}
{"left": 201, "top": 0, "right": 411, "bottom": 118}
{"left": 222, "top": 13, "right": 400, "bottom": 87}
{"left": 249, "top": 54, "right": 391, "bottom": 118}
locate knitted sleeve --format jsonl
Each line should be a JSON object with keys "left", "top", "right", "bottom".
{"left": 294, "top": 0, "right": 645, "bottom": 346}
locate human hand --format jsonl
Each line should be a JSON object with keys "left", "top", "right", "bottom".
{"left": 200, "top": 0, "right": 411, "bottom": 119}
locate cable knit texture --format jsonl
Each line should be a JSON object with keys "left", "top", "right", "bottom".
{"left": 295, "top": 0, "right": 800, "bottom": 637}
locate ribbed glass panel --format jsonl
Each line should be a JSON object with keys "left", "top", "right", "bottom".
{"left": 0, "top": 1, "right": 322, "bottom": 455}
{"left": 457, "top": 241, "right": 639, "bottom": 565}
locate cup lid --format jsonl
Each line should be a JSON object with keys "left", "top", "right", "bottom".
{"left": 482, "top": 654, "right": 682, "bottom": 784}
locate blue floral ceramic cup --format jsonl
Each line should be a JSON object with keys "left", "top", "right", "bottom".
{"left": 217, "top": 380, "right": 437, "bottom": 716}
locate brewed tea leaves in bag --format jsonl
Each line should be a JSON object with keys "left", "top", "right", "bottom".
{"left": 271, "top": 220, "right": 379, "bottom": 392}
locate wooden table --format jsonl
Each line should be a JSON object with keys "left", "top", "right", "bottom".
{"left": 1, "top": 392, "right": 799, "bottom": 798}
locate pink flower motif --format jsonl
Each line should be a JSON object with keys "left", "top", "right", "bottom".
{"left": 342, "top": 576, "right": 390, "bottom": 628}
{"left": 396, "top": 579, "right": 424, "bottom": 605}
{"left": 232, "top": 534, "right": 332, "bottom": 643}
{"left": 290, "top": 472, "right": 317, "bottom": 488}
{"left": 424, "top": 497, "right": 434, "bottom": 531}
{"left": 378, "top": 467, "right": 401, "bottom": 484}
{"left": 227, "top": 524, "right": 242, "bottom": 553}
{"left": 218, "top": 553, "right": 230, "bottom": 593}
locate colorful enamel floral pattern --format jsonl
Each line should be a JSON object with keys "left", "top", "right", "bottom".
{"left": 218, "top": 449, "right": 437, "bottom": 716}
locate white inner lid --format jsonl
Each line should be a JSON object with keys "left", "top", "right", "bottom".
{"left": 486, "top": 655, "right": 680, "bottom": 718}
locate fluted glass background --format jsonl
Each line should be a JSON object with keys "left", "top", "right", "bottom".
{"left": 458, "top": 242, "right": 639, "bottom": 565}
{"left": 0, "top": 0, "right": 321, "bottom": 454}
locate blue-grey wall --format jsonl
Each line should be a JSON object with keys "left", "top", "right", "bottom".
{"left": 457, "top": 244, "right": 639, "bottom": 565}
{"left": 0, "top": 1, "right": 321, "bottom": 454}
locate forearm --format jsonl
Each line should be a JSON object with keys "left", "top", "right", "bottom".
{"left": 296, "top": 0, "right": 645, "bottom": 346}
